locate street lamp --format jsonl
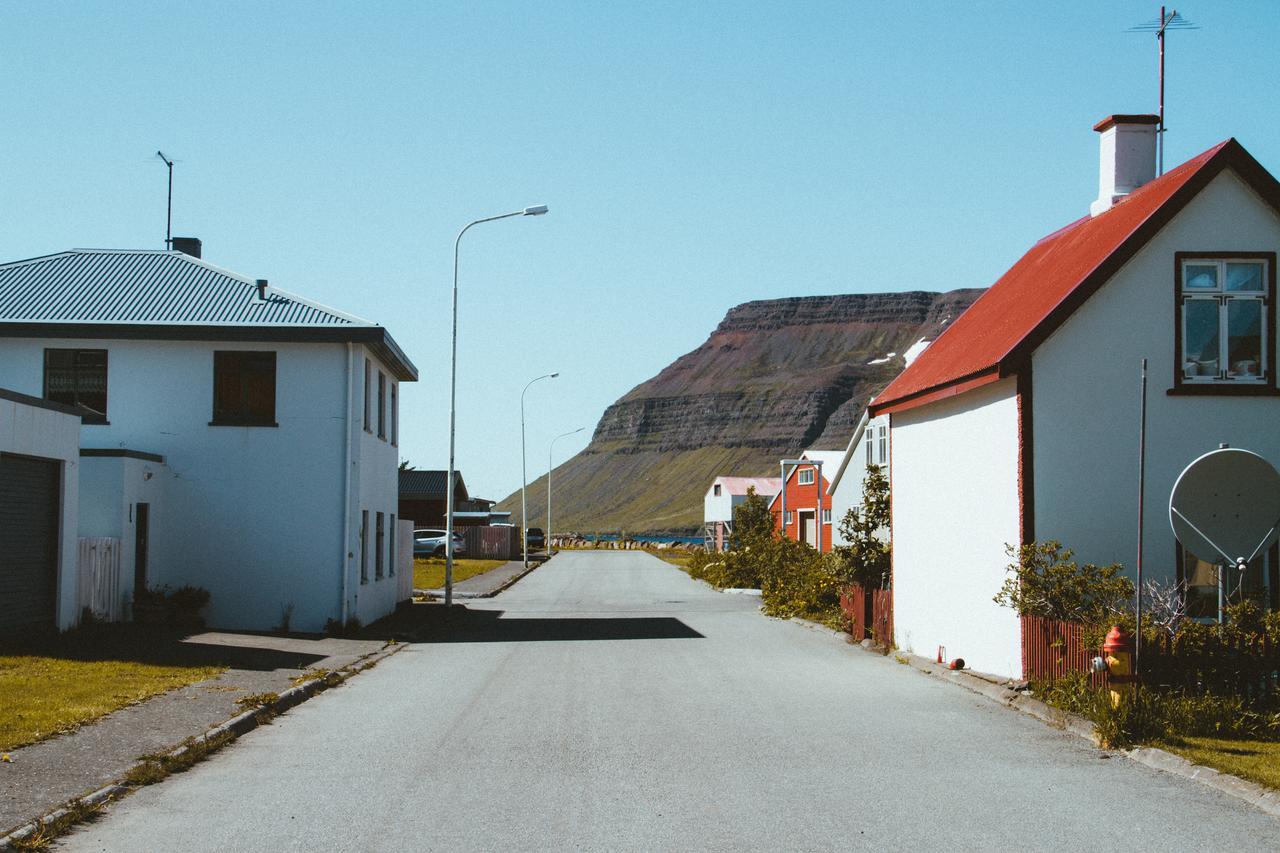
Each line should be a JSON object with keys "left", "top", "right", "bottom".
{"left": 547, "top": 427, "right": 585, "bottom": 555}
{"left": 445, "top": 205, "right": 548, "bottom": 607}
{"left": 521, "top": 372, "right": 559, "bottom": 567}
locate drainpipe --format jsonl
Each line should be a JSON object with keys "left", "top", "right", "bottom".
{"left": 340, "top": 343, "right": 356, "bottom": 625}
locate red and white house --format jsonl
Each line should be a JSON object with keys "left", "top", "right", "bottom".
{"left": 769, "top": 450, "right": 843, "bottom": 553}
{"left": 871, "top": 116, "right": 1280, "bottom": 677}
{"left": 703, "top": 476, "right": 782, "bottom": 551}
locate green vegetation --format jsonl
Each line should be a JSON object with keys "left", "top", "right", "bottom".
{"left": 1161, "top": 736, "right": 1280, "bottom": 790}
{"left": 828, "top": 464, "right": 891, "bottom": 591}
{"left": 124, "top": 730, "right": 236, "bottom": 787}
{"left": 994, "top": 540, "right": 1133, "bottom": 629}
{"left": 655, "top": 552, "right": 696, "bottom": 569}
{"left": 0, "top": 627, "right": 225, "bottom": 751}
{"left": 413, "top": 557, "right": 508, "bottom": 589}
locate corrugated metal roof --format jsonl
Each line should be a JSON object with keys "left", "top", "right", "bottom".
{"left": 0, "top": 249, "right": 369, "bottom": 326}
{"left": 870, "top": 139, "right": 1277, "bottom": 414}
{"left": 399, "top": 470, "right": 469, "bottom": 501}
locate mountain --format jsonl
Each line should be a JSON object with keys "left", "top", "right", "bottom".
{"left": 499, "top": 289, "right": 983, "bottom": 534}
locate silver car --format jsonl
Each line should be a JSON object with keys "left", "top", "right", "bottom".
{"left": 413, "top": 528, "right": 467, "bottom": 557}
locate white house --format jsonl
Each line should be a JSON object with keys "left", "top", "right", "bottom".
{"left": 703, "top": 476, "right": 781, "bottom": 551}
{"left": 826, "top": 408, "right": 891, "bottom": 545}
{"left": 870, "top": 117, "right": 1280, "bottom": 678}
{"left": 0, "top": 246, "right": 417, "bottom": 632}
{"left": 0, "top": 388, "right": 82, "bottom": 633}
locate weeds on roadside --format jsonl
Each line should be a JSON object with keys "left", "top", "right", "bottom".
{"left": 8, "top": 796, "right": 109, "bottom": 851}
{"left": 125, "top": 730, "right": 236, "bottom": 788}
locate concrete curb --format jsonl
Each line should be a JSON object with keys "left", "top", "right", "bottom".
{"left": 787, "top": 616, "right": 1280, "bottom": 821}
{"left": 0, "top": 642, "right": 405, "bottom": 850}
{"left": 415, "top": 558, "right": 546, "bottom": 601}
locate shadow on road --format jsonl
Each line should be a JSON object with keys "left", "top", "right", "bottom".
{"left": 365, "top": 603, "right": 704, "bottom": 644}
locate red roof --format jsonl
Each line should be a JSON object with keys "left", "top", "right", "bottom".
{"left": 870, "top": 139, "right": 1280, "bottom": 416}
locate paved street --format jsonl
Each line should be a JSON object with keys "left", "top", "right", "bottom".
{"left": 59, "top": 551, "right": 1280, "bottom": 851}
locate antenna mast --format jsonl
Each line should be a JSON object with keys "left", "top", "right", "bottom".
{"left": 155, "top": 151, "right": 174, "bottom": 249}
{"left": 1129, "top": 8, "right": 1198, "bottom": 176}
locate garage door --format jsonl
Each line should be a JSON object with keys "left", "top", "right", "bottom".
{"left": 0, "top": 453, "right": 61, "bottom": 634}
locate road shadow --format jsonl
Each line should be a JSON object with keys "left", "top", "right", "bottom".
{"left": 0, "top": 623, "right": 327, "bottom": 671}
{"left": 365, "top": 602, "right": 704, "bottom": 644}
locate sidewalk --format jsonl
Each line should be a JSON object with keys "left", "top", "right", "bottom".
{"left": 0, "top": 631, "right": 388, "bottom": 836}
{"left": 420, "top": 559, "right": 542, "bottom": 599}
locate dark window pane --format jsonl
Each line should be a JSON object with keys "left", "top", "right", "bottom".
{"left": 1226, "top": 262, "right": 1264, "bottom": 292}
{"left": 213, "top": 351, "right": 276, "bottom": 424}
{"left": 1227, "top": 299, "right": 1263, "bottom": 377}
{"left": 1183, "top": 299, "right": 1219, "bottom": 375}
{"left": 44, "top": 348, "right": 108, "bottom": 423}
{"left": 1184, "top": 264, "right": 1218, "bottom": 290}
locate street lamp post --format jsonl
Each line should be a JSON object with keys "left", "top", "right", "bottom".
{"left": 445, "top": 204, "right": 548, "bottom": 607}
{"left": 521, "top": 373, "right": 559, "bottom": 568}
{"left": 547, "top": 427, "right": 585, "bottom": 555}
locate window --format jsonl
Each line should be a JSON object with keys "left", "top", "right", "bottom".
{"left": 363, "top": 356, "right": 373, "bottom": 432}
{"left": 212, "top": 351, "right": 276, "bottom": 425}
{"left": 1175, "top": 254, "right": 1276, "bottom": 392}
{"left": 1178, "top": 543, "right": 1276, "bottom": 619}
{"left": 391, "top": 383, "right": 398, "bottom": 446}
{"left": 713, "top": 484, "right": 722, "bottom": 496}
{"left": 375, "top": 512, "right": 385, "bottom": 578}
{"left": 865, "top": 432, "right": 873, "bottom": 465}
{"left": 798, "top": 468, "right": 815, "bottom": 485}
{"left": 377, "top": 372, "right": 386, "bottom": 439}
{"left": 44, "top": 348, "right": 108, "bottom": 423}
{"left": 389, "top": 514, "right": 396, "bottom": 576}
{"left": 360, "top": 510, "right": 369, "bottom": 583}
{"left": 822, "top": 508, "right": 832, "bottom": 523}
{"left": 878, "top": 426, "right": 888, "bottom": 463}
{"left": 784, "top": 511, "right": 793, "bottom": 526}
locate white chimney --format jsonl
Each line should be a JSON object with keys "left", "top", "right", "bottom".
{"left": 1090, "top": 114, "right": 1160, "bottom": 216}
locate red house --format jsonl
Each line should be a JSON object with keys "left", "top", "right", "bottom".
{"left": 769, "top": 450, "right": 843, "bottom": 553}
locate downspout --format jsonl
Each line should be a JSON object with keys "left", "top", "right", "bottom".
{"left": 340, "top": 342, "right": 356, "bottom": 624}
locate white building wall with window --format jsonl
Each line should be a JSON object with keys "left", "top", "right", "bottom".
{"left": 829, "top": 412, "right": 891, "bottom": 547}
{"left": 352, "top": 344, "right": 404, "bottom": 626}
{"left": 0, "top": 337, "right": 406, "bottom": 632}
{"left": 1032, "top": 169, "right": 1280, "bottom": 595}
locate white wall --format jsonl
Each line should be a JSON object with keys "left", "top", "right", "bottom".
{"left": 830, "top": 413, "right": 890, "bottom": 546}
{"left": 0, "top": 396, "right": 81, "bottom": 630}
{"left": 704, "top": 484, "right": 734, "bottom": 524}
{"left": 890, "top": 379, "right": 1023, "bottom": 677}
{"left": 78, "top": 454, "right": 167, "bottom": 615}
{"left": 0, "top": 338, "right": 407, "bottom": 632}
{"left": 1033, "top": 170, "right": 1280, "bottom": 580}
{"left": 351, "top": 346, "right": 404, "bottom": 627}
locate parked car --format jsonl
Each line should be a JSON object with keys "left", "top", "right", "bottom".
{"left": 525, "top": 527, "right": 545, "bottom": 551}
{"left": 413, "top": 529, "right": 467, "bottom": 558}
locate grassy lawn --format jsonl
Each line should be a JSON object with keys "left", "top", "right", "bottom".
{"left": 414, "top": 557, "right": 508, "bottom": 589}
{"left": 1160, "top": 737, "right": 1280, "bottom": 790}
{"left": 0, "top": 628, "right": 224, "bottom": 752}
{"left": 656, "top": 552, "right": 696, "bottom": 568}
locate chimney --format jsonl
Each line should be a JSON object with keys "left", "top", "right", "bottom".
{"left": 170, "top": 236, "right": 202, "bottom": 258}
{"left": 1090, "top": 115, "right": 1160, "bottom": 216}
{"left": 255, "top": 279, "right": 269, "bottom": 300}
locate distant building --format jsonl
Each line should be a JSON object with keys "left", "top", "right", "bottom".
{"left": 769, "top": 450, "right": 843, "bottom": 553}
{"left": 398, "top": 469, "right": 468, "bottom": 529}
{"left": 703, "top": 476, "right": 781, "bottom": 551}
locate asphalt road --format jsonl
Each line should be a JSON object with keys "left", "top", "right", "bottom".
{"left": 59, "top": 551, "right": 1280, "bottom": 851}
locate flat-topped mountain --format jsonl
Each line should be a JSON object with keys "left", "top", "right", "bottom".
{"left": 500, "top": 289, "right": 982, "bottom": 534}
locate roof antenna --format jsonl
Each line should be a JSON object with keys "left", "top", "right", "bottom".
{"left": 155, "top": 150, "right": 174, "bottom": 249}
{"left": 1128, "top": 7, "right": 1199, "bottom": 176}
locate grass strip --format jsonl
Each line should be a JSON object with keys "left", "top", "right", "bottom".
{"left": 1160, "top": 736, "right": 1280, "bottom": 790}
{"left": 413, "top": 557, "right": 507, "bottom": 590}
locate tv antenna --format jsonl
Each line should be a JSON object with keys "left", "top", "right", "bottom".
{"left": 1128, "top": 7, "right": 1199, "bottom": 176}
{"left": 155, "top": 150, "right": 174, "bottom": 249}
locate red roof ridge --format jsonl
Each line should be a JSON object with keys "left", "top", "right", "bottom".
{"left": 871, "top": 138, "right": 1269, "bottom": 416}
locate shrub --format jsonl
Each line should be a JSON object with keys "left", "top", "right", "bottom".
{"left": 132, "top": 585, "right": 211, "bottom": 626}
{"left": 728, "top": 487, "right": 774, "bottom": 551}
{"left": 829, "top": 464, "right": 891, "bottom": 590}
{"left": 993, "top": 540, "right": 1132, "bottom": 626}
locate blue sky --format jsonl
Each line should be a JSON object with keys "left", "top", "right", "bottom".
{"left": 3, "top": 2, "right": 1277, "bottom": 500}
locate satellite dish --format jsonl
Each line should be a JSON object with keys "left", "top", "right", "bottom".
{"left": 1169, "top": 447, "right": 1280, "bottom": 567}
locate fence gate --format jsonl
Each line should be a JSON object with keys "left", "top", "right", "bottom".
{"left": 77, "top": 537, "right": 123, "bottom": 622}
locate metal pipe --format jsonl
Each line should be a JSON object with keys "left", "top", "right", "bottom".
{"left": 1136, "top": 358, "right": 1147, "bottom": 672}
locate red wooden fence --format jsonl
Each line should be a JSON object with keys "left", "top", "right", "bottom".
{"left": 840, "top": 584, "right": 893, "bottom": 648}
{"left": 1020, "top": 615, "right": 1109, "bottom": 688}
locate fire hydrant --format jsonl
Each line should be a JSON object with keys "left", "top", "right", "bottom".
{"left": 1103, "top": 625, "right": 1135, "bottom": 707}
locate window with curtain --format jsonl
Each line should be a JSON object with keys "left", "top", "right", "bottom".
{"left": 44, "top": 348, "right": 108, "bottom": 423}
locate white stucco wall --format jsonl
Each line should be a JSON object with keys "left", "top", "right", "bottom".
{"left": 890, "top": 379, "right": 1023, "bottom": 677}
{"left": 0, "top": 395, "right": 82, "bottom": 630}
{"left": 704, "top": 486, "right": 734, "bottom": 525}
{"left": 78, "top": 453, "right": 168, "bottom": 615}
{"left": 1033, "top": 170, "right": 1280, "bottom": 582}
{"left": 0, "top": 338, "right": 405, "bottom": 632}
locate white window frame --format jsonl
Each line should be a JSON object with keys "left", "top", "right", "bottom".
{"left": 1178, "top": 256, "right": 1270, "bottom": 386}
{"left": 822, "top": 508, "right": 832, "bottom": 523}
{"left": 798, "top": 468, "right": 815, "bottom": 486}
{"left": 784, "top": 511, "right": 793, "bottom": 526}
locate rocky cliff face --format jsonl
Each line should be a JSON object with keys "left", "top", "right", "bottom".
{"left": 501, "top": 289, "right": 983, "bottom": 533}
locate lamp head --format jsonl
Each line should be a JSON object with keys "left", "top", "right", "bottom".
{"left": 550, "top": 372, "right": 560, "bottom": 378}
{"left": 523, "top": 204, "right": 549, "bottom": 216}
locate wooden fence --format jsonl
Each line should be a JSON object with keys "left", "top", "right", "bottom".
{"left": 464, "top": 525, "right": 520, "bottom": 560}
{"left": 840, "top": 584, "right": 893, "bottom": 648}
{"left": 77, "top": 537, "right": 123, "bottom": 622}
{"left": 1021, "top": 614, "right": 1279, "bottom": 701}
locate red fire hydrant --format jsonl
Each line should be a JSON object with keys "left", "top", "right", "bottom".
{"left": 1103, "top": 625, "right": 1135, "bottom": 707}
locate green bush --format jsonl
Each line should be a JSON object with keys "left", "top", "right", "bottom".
{"left": 993, "top": 540, "right": 1133, "bottom": 627}
{"left": 829, "top": 464, "right": 891, "bottom": 590}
